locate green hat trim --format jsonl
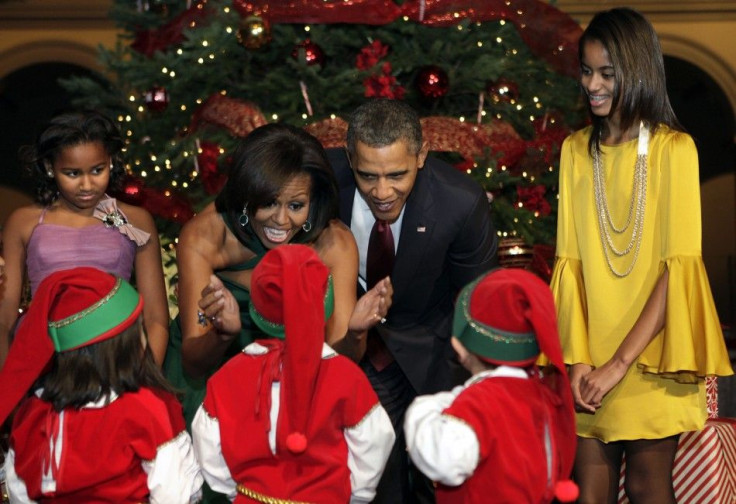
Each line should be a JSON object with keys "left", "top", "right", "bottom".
{"left": 453, "top": 276, "right": 539, "bottom": 365}
{"left": 249, "top": 275, "right": 335, "bottom": 339}
{"left": 48, "top": 278, "right": 142, "bottom": 352}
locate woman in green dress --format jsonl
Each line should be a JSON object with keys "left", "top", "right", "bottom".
{"left": 164, "top": 123, "right": 392, "bottom": 429}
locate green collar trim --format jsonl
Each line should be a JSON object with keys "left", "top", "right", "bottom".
{"left": 249, "top": 275, "right": 335, "bottom": 339}
{"left": 48, "top": 278, "right": 141, "bottom": 352}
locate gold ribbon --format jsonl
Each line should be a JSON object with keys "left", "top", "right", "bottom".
{"left": 236, "top": 484, "right": 315, "bottom": 504}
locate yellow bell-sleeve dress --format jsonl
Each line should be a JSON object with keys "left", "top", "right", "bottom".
{"left": 551, "top": 124, "right": 733, "bottom": 442}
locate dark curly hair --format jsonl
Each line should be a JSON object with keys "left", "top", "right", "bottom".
{"left": 18, "top": 110, "right": 127, "bottom": 206}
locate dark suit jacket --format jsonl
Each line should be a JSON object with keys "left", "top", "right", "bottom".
{"left": 327, "top": 148, "right": 498, "bottom": 394}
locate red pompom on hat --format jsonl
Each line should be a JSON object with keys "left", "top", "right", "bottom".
{"left": 453, "top": 268, "right": 577, "bottom": 500}
{"left": 0, "top": 267, "right": 143, "bottom": 426}
{"left": 554, "top": 479, "right": 580, "bottom": 502}
{"left": 250, "top": 244, "right": 330, "bottom": 455}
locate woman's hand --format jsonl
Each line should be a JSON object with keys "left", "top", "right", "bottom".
{"left": 348, "top": 276, "right": 393, "bottom": 332}
{"left": 198, "top": 275, "right": 241, "bottom": 340}
{"left": 578, "top": 358, "right": 628, "bottom": 409}
{"left": 569, "top": 363, "right": 597, "bottom": 413}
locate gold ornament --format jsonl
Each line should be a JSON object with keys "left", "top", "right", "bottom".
{"left": 237, "top": 15, "right": 271, "bottom": 50}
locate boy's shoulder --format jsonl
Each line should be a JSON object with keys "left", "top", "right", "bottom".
{"left": 451, "top": 370, "right": 533, "bottom": 409}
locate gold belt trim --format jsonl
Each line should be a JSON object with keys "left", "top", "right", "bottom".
{"left": 236, "top": 484, "right": 315, "bottom": 504}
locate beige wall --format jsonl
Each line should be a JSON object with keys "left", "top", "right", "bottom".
{"left": 559, "top": 1, "right": 736, "bottom": 116}
{"left": 0, "top": 0, "right": 118, "bottom": 75}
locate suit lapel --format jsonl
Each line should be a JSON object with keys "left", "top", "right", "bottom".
{"left": 393, "top": 168, "right": 435, "bottom": 295}
{"left": 338, "top": 184, "right": 354, "bottom": 227}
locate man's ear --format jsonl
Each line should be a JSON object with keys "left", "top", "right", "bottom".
{"left": 417, "top": 140, "right": 430, "bottom": 170}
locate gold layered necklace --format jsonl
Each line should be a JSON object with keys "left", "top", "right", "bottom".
{"left": 593, "top": 121, "right": 649, "bottom": 278}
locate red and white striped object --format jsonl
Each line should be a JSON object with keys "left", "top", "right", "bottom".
{"left": 706, "top": 376, "right": 719, "bottom": 419}
{"left": 617, "top": 418, "right": 736, "bottom": 504}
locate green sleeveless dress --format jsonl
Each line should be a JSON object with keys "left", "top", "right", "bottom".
{"left": 163, "top": 214, "right": 267, "bottom": 428}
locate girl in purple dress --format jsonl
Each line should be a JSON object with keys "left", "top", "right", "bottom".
{"left": 0, "top": 110, "right": 169, "bottom": 368}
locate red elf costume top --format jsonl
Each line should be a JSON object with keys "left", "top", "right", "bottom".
{"left": 0, "top": 267, "right": 202, "bottom": 504}
{"left": 191, "top": 244, "right": 395, "bottom": 503}
{"left": 404, "top": 268, "right": 578, "bottom": 504}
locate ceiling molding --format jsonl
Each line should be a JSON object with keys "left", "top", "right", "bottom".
{"left": 555, "top": 1, "right": 736, "bottom": 22}
{"left": 2, "top": 1, "right": 736, "bottom": 26}
{"left": 0, "top": 0, "right": 114, "bottom": 28}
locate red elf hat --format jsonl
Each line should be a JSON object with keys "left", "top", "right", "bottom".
{"left": 249, "top": 244, "right": 330, "bottom": 455}
{"left": 0, "top": 267, "right": 143, "bottom": 425}
{"left": 453, "top": 268, "right": 567, "bottom": 371}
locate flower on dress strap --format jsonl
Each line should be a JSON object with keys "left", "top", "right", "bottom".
{"left": 93, "top": 196, "right": 151, "bottom": 246}
{"left": 102, "top": 210, "right": 127, "bottom": 229}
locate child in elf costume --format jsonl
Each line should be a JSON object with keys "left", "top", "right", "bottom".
{"left": 404, "top": 268, "right": 578, "bottom": 503}
{"left": 191, "top": 244, "right": 395, "bottom": 503}
{"left": 0, "top": 267, "right": 202, "bottom": 503}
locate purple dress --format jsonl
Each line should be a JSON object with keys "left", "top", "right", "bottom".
{"left": 25, "top": 199, "right": 147, "bottom": 295}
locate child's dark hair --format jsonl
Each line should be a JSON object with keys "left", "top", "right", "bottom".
{"left": 18, "top": 110, "right": 127, "bottom": 206}
{"left": 39, "top": 319, "right": 176, "bottom": 411}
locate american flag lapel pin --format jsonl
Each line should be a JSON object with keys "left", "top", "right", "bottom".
{"left": 417, "top": 226, "right": 426, "bottom": 233}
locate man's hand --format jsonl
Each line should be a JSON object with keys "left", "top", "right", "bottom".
{"left": 349, "top": 276, "right": 393, "bottom": 332}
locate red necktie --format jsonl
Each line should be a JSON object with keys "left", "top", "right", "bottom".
{"left": 365, "top": 219, "right": 395, "bottom": 371}
{"left": 366, "top": 219, "right": 394, "bottom": 289}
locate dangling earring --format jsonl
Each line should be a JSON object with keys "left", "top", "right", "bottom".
{"left": 302, "top": 220, "right": 312, "bottom": 232}
{"left": 239, "top": 203, "right": 249, "bottom": 227}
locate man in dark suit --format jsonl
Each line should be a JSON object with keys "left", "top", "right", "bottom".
{"left": 327, "top": 99, "right": 498, "bottom": 503}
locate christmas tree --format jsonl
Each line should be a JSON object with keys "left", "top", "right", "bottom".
{"left": 61, "top": 0, "right": 587, "bottom": 272}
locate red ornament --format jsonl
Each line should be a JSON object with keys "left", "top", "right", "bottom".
{"left": 117, "top": 175, "right": 145, "bottom": 206}
{"left": 291, "top": 39, "right": 325, "bottom": 67}
{"left": 144, "top": 86, "right": 170, "bottom": 112}
{"left": 486, "top": 78, "right": 519, "bottom": 103}
{"left": 416, "top": 65, "right": 449, "bottom": 99}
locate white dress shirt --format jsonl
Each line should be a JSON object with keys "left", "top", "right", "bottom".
{"left": 351, "top": 189, "right": 404, "bottom": 290}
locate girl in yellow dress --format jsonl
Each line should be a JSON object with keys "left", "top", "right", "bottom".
{"left": 552, "top": 7, "right": 733, "bottom": 503}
